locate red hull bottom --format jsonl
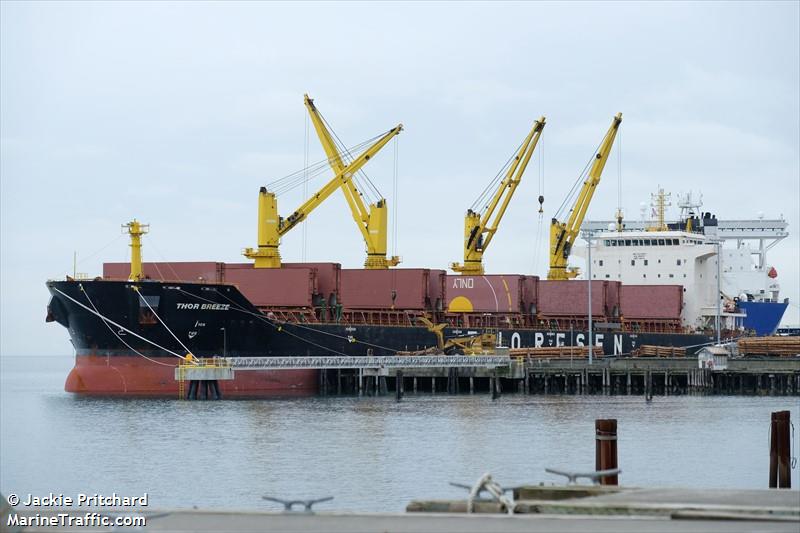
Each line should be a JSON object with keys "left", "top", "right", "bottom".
{"left": 65, "top": 355, "right": 319, "bottom": 398}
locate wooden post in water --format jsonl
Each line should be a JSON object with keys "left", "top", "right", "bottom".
{"left": 491, "top": 370, "right": 500, "bottom": 400}
{"left": 595, "top": 419, "right": 618, "bottom": 486}
{"left": 396, "top": 371, "right": 403, "bottom": 402}
{"left": 769, "top": 410, "right": 791, "bottom": 489}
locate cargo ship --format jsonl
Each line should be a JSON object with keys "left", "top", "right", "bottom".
{"left": 46, "top": 259, "right": 712, "bottom": 396}
{"left": 47, "top": 99, "right": 780, "bottom": 397}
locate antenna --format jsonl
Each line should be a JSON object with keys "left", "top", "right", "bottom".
{"left": 649, "top": 187, "right": 671, "bottom": 231}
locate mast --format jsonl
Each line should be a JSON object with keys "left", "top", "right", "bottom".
{"left": 123, "top": 219, "right": 149, "bottom": 281}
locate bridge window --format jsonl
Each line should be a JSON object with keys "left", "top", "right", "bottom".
{"left": 677, "top": 259, "right": 682, "bottom": 266}
{"left": 631, "top": 259, "right": 635, "bottom": 266}
{"left": 644, "top": 259, "right": 648, "bottom": 266}
{"left": 658, "top": 239, "right": 665, "bottom": 245}
{"left": 599, "top": 260, "right": 604, "bottom": 266}
{"left": 625, "top": 239, "right": 631, "bottom": 246}
{"left": 610, "top": 240, "right": 617, "bottom": 246}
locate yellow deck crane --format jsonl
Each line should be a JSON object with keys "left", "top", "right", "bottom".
{"left": 451, "top": 117, "right": 546, "bottom": 275}
{"left": 304, "top": 95, "right": 400, "bottom": 269}
{"left": 547, "top": 113, "right": 622, "bottom": 280}
{"left": 243, "top": 123, "right": 403, "bottom": 268}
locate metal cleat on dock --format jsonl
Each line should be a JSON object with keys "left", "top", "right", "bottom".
{"left": 545, "top": 467, "right": 622, "bottom": 485}
{"left": 262, "top": 495, "right": 334, "bottom": 513}
{"left": 450, "top": 473, "right": 516, "bottom": 514}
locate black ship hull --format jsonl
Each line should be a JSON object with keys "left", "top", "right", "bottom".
{"left": 46, "top": 279, "right": 713, "bottom": 396}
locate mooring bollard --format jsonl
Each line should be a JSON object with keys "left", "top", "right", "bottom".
{"left": 595, "top": 419, "right": 618, "bottom": 485}
{"left": 769, "top": 410, "right": 791, "bottom": 489}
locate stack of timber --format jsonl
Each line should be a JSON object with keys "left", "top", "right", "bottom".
{"left": 510, "top": 346, "right": 596, "bottom": 360}
{"left": 631, "top": 345, "right": 687, "bottom": 358}
{"left": 738, "top": 336, "right": 800, "bottom": 356}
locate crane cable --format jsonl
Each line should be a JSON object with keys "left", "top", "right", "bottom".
{"left": 617, "top": 129, "right": 623, "bottom": 221}
{"left": 392, "top": 135, "right": 399, "bottom": 258}
{"left": 318, "top": 110, "right": 383, "bottom": 204}
{"left": 266, "top": 131, "right": 389, "bottom": 196}
{"left": 532, "top": 135, "right": 545, "bottom": 274}
{"left": 302, "top": 110, "right": 310, "bottom": 262}
{"left": 554, "top": 136, "right": 605, "bottom": 222}
{"left": 469, "top": 137, "right": 525, "bottom": 214}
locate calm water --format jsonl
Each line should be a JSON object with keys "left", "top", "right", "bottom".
{"left": 1, "top": 355, "right": 798, "bottom": 512}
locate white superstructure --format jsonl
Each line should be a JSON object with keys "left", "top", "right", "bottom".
{"left": 579, "top": 190, "right": 788, "bottom": 332}
{"left": 579, "top": 228, "right": 742, "bottom": 330}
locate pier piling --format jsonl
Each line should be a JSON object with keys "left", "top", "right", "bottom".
{"left": 396, "top": 371, "right": 403, "bottom": 402}
{"left": 769, "top": 410, "right": 792, "bottom": 489}
{"left": 595, "top": 419, "right": 619, "bottom": 486}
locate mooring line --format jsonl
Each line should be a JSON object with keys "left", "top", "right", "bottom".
{"left": 79, "top": 285, "right": 176, "bottom": 367}
{"left": 52, "top": 286, "right": 191, "bottom": 362}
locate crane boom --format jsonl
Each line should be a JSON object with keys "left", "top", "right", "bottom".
{"left": 547, "top": 113, "right": 622, "bottom": 280}
{"left": 451, "top": 117, "right": 546, "bottom": 275}
{"left": 243, "top": 123, "right": 403, "bottom": 268}
{"left": 304, "top": 95, "right": 400, "bottom": 269}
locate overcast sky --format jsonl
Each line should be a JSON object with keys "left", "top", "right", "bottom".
{"left": 2, "top": 1, "right": 798, "bottom": 357}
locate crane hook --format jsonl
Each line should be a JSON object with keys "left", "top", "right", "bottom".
{"left": 538, "top": 195, "right": 544, "bottom": 214}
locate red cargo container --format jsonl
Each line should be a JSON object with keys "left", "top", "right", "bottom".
{"left": 103, "top": 262, "right": 223, "bottom": 282}
{"left": 446, "top": 274, "right": 525, "bottom": 313}
{"left": 538, "top": 280, "right": 608, "bottom": 317}
{"left": 224, "top": 265, "right": 316, "bottom": 308}
{"left": 340, "top": 269, "right": 431, "bottom": 310}
{"left": 522, "top": 276, "right": 539, "bottom": 314}
{"left": 283, "top": 262, "right": 341, "bottom": 304}
{"left": 621, "top": 285, "right": 683, "bottom": 319}
{"left": 428, "top": 269, "right": 447, "bottom": 311}
{"left": 606, "top": 281, "right": 622, "bottom": 318}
